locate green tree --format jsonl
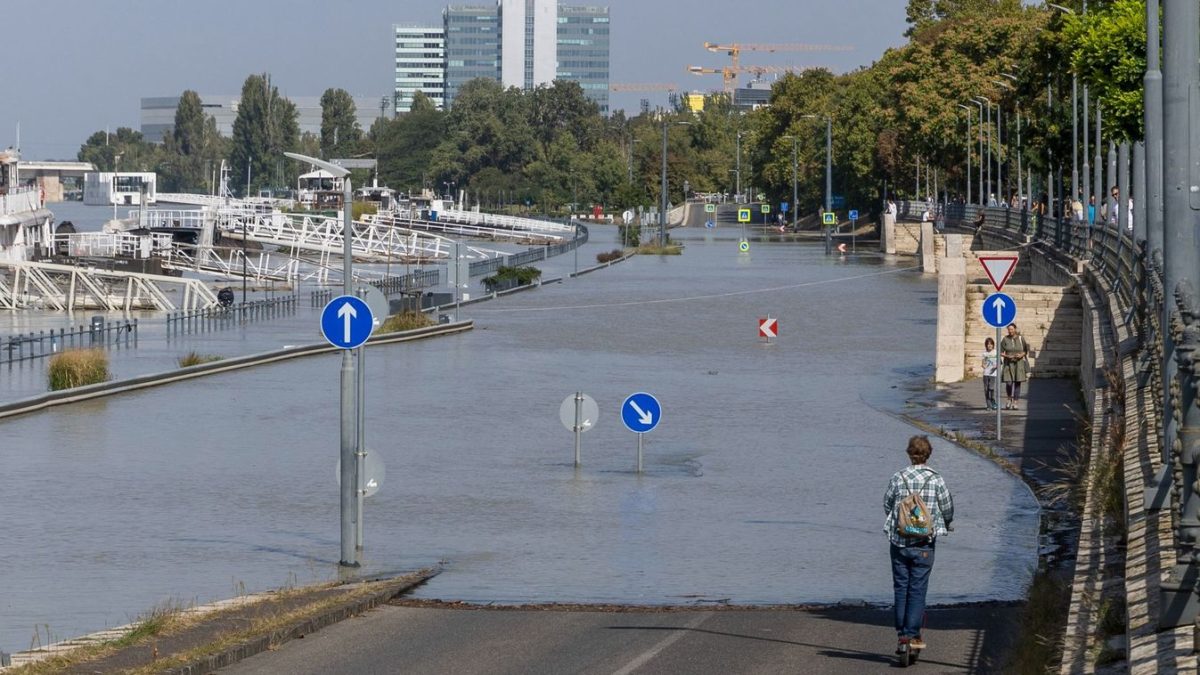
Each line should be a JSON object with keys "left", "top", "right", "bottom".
{"left": 230, "top": 73, "right": 300, "bottom": 196}
{"left": 319, "top": 88, "right": 363, "bottom": 158}
{"left": 1064, "top": 0, "right": 1146, "bottom": 141}
{"left": 376, "top": 91, "right": 445, "bottom": 193}
{"left": 77, "top": 128, "right": 163, "bottom": 173}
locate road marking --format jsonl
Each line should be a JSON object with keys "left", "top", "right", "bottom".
{"left": 611, "top": 613, "right": 709, "bottom": 675}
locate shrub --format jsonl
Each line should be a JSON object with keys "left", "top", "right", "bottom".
{"left": 596, "top": 249, "right": 625, "bottom": 263}
{"left": 48, "top": 349, "right": 110, "bottom": 390}
{"left": 379, "top": 311, "right": 435, "bottom": 333}
{"left": 178, "top": 352, "right": 224, "bottom": 368}
{"left": 618, "top": 224, "right": 641, "bottom": 247}
{"left": 482, "top": 265, "right": 542, "bottom": 292}
{"left": 351, "top": 201, "right": 379, "bottom": 221}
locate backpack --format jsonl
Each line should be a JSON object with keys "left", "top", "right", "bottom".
{"left": 895, "top": 471, "right": 935, "bottom": 539}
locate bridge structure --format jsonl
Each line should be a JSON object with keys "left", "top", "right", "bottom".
{"left": 0, "top": 259, "right": 216, "bottom": 311}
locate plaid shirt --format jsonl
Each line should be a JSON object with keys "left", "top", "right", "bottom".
{"left": 883, "top": 465, "right": 954, "bottom": 547}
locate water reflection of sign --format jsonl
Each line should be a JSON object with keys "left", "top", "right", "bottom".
{"left": 738, "top": 239, "right": 750, "bottom": 252}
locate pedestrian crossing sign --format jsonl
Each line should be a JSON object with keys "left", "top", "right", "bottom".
{"left": 761, "top": 204, "right": 770, "bottom": 214}
{"left": 822, "top": 212, "right": 836, "bottom": 226}
{"left": 737, "top": 208, "right": 751, "bottom": 223}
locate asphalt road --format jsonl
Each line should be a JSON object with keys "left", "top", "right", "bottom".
{"left": 219, "top": 602, "right": 1021, "bottom": 674}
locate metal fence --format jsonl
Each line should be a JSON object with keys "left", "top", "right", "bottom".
{"left": 470, "top": 223, "right": 589, "bottom": 278}
{"left": 1, "top": 319, "right": 138, "bottom": 365}
{"left": 166, "top": 295, "right": 297, "bottom": 336}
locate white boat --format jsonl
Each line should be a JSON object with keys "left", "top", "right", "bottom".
{"left": 83, "top": 171, "right": 157, "bottom": 206}
{"left": 0, "top": 148, "right": 53, "bottom": 263}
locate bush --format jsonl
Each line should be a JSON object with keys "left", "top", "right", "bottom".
{"left": 618, "top": 224, "right": 641, "bottom": 247}
{"left": 48, "top": 349, "right": 110, "bottom": 390}
{"left": 596, "top": 249, "right": 625, "bottom": 264}
{"left": 351, "top": 201, "right": 379, "bottom": 221}
{"left": 379, "top": 311, "right": 435, "bottom": 333}
{"left": 178, "top": 352, "right": 224, "bottom": 368}
{"left": 482, "top": 265, "right": 542, "bottom": 292}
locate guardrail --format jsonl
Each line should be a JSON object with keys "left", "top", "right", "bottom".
{"left": 469, "top": 223, "right": 588, "bottom": 278}
{"left": 165, "top": 295, "right": 297, "bottom": 337}
{"left": 1, "top": 319, "right": 138, "bottom": 365}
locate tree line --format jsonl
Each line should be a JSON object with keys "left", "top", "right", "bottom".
{"left": 78, "top": 1, "right": 1143, "bottom": 217}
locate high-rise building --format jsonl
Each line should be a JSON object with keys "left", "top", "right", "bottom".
{"left": 394, "top": 24, "right": 446, "bottom": 112}
{"left": 499, "top": 0, "right": 557, "bottom": 91}
{"left": 443, "top": 4, "right": 501, "bottom": 104}
{"left": 556, "top": 5, "right": 610, "bottom": 113}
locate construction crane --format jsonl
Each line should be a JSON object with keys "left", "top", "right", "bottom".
{"left": 609, "top": 83, "right": 680, "bottom": 92}
{"left": 687, "top": 65, "right": 815, "bottom": 93}
{"left": 702, "top": 42, "right": 853, "bottom": 88}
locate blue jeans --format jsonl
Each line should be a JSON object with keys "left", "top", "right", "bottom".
{"left": 890, "top": 541, "right": 935, "bottom": 638}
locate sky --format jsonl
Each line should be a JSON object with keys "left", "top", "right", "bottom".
{"left": 3, "top": 0, "right": 911, "bottom": 160}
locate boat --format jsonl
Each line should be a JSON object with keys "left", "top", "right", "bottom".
{"left": 0, "top": 148, "right": 54, "bottom": 263}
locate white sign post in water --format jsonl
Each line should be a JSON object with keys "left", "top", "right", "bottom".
{"left": 560, "top": 393, "right": 599, "bottom": 467}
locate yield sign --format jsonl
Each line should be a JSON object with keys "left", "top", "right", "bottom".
{"left": 979, "top": 256, "right": 1019, "bottom": 292}
{"left": 759, "top": 316, "right": 778, "bottom": 339}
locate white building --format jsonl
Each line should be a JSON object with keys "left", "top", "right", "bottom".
{"left": 394, "top": 24, "right": 446, "bottom": 112}
{"left": 84, "top": 172, "right": 157, "bottom": 206}
{"left": 500, "top": 0, "right": 557, "bottom": 90}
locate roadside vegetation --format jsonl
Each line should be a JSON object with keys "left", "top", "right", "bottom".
{"left": 47, "top": 349, "right": 110, "bottom": 391}
{"left": 177, "top": 352, "right": 224, "bottom": 368}
{"left": 596, "top": 249, "right": 625, "bottom": 263}
{"left": 378, "top": 311, "right": 435, "bottom": 333}
{"left": 482, "top": 266, "right": 542, "bottom": 293}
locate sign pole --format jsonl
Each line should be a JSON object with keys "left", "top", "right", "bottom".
{"left": 637, "top": 433, "right": 644, "bottom": 474}
{"left": 996, "top": 324, "right": 1002, "bottom": 441}
{"left": 356, "top": 344, "right": 366, "bottom": 552}
{"left": 574, "top": 391, "right": 583, "bottom": 467}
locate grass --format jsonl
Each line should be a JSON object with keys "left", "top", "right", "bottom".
{"left": 1006, "top": 569, "right": 1071, "bottom": 674}
{"left": 379, "top": 311, "right": 435, "bottom": 333}
{"left": 11, "top": 600, "right": 190, "bottom": 674}
{"left": 177, "top": 352, "right": 224, "bottom": 368}
{"left": 596, "top": 248, "right": 625, "bottom": 263}
{"left": 636, "top": 243, "right": 683, "bottom": 255}
{"left": 47, "top": 349, "right": 110, "bottom": 391}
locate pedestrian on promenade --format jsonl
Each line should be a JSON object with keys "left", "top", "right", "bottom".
{"left": 981, "top": 337, "right": 999, "bottom": 410}
{"left": 1000, "top": 323, "right": 1031, "bottom": 410}
{"left": 884, "top": 435, "right": 955, "bottom": 655}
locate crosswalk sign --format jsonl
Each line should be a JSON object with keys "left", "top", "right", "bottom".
{"left": 822, "top": 212, "right": 836, "bottom": 226}
{"left": 737, "top": 208, "right": 751, "bottom": 223}
{"left": 761, "top": 204, "right": 771, "bottom": 214}
{"left": 705, "top": 203, "right": 716, "bottom": 213}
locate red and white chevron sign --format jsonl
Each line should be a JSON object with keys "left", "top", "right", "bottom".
{"left": 759, "top": 316, "right": 778, "bottom": 339}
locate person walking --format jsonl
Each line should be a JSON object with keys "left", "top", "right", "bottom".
{"left": 884, "top": 435, "right": 954, "bottom": 655}
{"left": 981, "top": 337, "right": 999, "bottom": 410}
{"left": 1000, "top": 323, "right": 1031, "bottom": 410}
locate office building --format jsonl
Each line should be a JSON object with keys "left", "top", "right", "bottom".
{"left": 443, "top": 4, "right": 501, "bottom": 104}
{"left": 556, "top": 5, "right": 610, "bottom": 113}
{"left": 140, "top": 94, "right": 386, "bottom": 143}
{"left": 500, "top": 0, "right": 557, "bottom": 90}
{"left": 394, "top": 24, "right": 446, "bottom": 112}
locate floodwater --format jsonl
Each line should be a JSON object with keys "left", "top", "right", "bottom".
{"left": 0, "top": 226, "right": 1039, "bottom": 653}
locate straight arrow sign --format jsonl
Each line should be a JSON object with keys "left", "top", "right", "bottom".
{"left": 991, "top": 295, "right": 1007, "bottom": 326}
{"left": 337, "top": 301, "right": 357, "bottom": 344}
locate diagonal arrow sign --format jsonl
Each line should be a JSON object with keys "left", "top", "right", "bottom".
{"left": 629, "top": 400, "right": 654, "bottom": 425}
{"left": 337, "top": 301, "right": 357, "bottom": 344}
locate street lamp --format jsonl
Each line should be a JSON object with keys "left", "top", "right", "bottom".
{"left": 284, "top": 152, "right": 360, "bottom": 569}
{"left": 802, "top": 114, "right": 832, "bottom": 253}
{"left": 660, "top": 117, "right": 691, "bottom": 247}
{"left": 735, "top": 131, "right": 744, "bottom": 203}
{"left": 973, "top": 97, "right": 992, "bottom": 203}
{"left": 966, "top": 99, "right": 984, "bottom": 205}
{"left": 782, "top": 134, "right": 799, "bottom": 231}
{"left": 957, "top": 105, "right": 972, "bottom": 205}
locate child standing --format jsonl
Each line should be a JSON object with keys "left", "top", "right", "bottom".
{"left": 981, "top": 337, "right": 998, "bottom": 410}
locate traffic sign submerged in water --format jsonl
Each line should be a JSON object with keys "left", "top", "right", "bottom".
{"left": 621, "top": 392, "right": 662, "bottom": 433}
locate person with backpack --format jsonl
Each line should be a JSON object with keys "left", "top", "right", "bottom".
{"left": 884, "top": 435, "right": 954, "bottom": 656}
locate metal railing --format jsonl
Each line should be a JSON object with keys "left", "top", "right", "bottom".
{"left": 165, "top": 295, "right": 297, "bottom": 336}
{"left": 469, "top": 223, "right": 589, "bottom": 278}
{"left": 1, "top": 319, "right": 138, "bottom": 365}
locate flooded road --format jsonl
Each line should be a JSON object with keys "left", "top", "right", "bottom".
{"left": 0, "top": 227, "right": 1039, "bottom": 652}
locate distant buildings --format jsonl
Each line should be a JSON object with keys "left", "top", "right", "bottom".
{"left": 395, "top": 1, "right": 610, "bottom": 114}
{"left": 140, "top": 95, "right": 386, "bottom": 143}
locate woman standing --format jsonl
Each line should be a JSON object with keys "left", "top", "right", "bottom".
{"left": 1000, "top": 324, "right": 1031, "bottom": 410}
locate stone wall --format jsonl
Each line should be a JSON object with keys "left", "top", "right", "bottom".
{"left": 964, "top": 284, "right": 1082, "bottom": 379}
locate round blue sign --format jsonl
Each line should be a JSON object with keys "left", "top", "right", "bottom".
{"left": 621, "top": 392, "right": 662, "bottom": 434}
{"left": 321, "top": 295, "right": 375, "bottom": 349}
{"left": 982, "top": 292, "right": 1017, "bottom": 328}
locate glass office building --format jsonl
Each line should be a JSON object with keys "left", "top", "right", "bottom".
{"left": 443, "top": 5, "right": 501, "bottom": 104}
{"left": 394, "top": 24, "right": 446, "bottom": 112}
{"left": 556, "top": 5, "right": 610, "bottom": 113}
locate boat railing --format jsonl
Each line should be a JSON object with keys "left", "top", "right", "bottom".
{"left": 53, "top": 232, "right": 174, "bottom": 259}
{"left": 0, "top": 186, "right": 40, "bottom": 216}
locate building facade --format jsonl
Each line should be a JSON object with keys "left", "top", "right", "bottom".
{"left": 140, "top": 95, "right": 386, "bottom": 143}
{"left": 443, "top": 4, "right": 501, "bottom": 105}
{"left": 499, "top": 0, "right": 557, "bottom": 91}
{"left": 556, "top": 5, "right": 610, "bottom": 113}
{"left": 394, "top": 24, "right": 446, "bottom": 112}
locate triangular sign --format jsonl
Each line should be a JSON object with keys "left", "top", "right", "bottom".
{"left": 979, "top": 256, "right": 1019, "bottom": 291}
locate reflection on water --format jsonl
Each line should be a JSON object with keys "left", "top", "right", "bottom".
{"left": 0, "top": 227, "right": 1039, "bottom": 651}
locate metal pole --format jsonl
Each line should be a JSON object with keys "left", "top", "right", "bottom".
{"left": 735, "top": 132, "right": 742, "bottom": 202}
{"left": 340, "top": 173, "right": 358, "bottom": 568}
{"left": 985, "top": 101, "right": 992, "bottom": 203}
{"left": 996, "top": 106, "right": 1003, "bottom": 202}
{"left": 978, "top": 104, "right": 984, "bottom": 206}
{"left": 996, "top": 324, "right": 1002, "bottom": 440}
{"left": 660, "top": 119, "right": 668, "bottom": 247}
{"left": 1072, "top": 75, "right": 1079, "bottom": 206}
{"left": 1144, "top": 0, "right": 1165, "bottom": 258}
{"left": 356, "top": 344, "right": 366, "bottom": 553}
{"left": 825, "top": 117, "right": 832, "bottom": 255}
{"left": 1159, "top": 0, "right": 1200, "bottom": 627}
{"left": 1016, "top": 111, "right": 1023, "bottom": 205}
{"left": 791, "top": 137, "right": 798, "bottom": 231}
{"left": 1083, "top": 84, "right": 1091, "bottom": 224}
{"left": 574, "top": 392, "right": 582, "bottom": 467}
{"left": 1134, "top": 141, "right": 1146, "bottom": 244}
{"left": 637, "top": 433, "right": 644, "bottom": 473}
{"left": 1118, "top": 142, "right": 1130, "bottom": 235}
{"left": 1093, "top": 106, "right": 1103, "bottom": 226}
{"left": 966, "top": 110, "right": 972, "bottom": 205}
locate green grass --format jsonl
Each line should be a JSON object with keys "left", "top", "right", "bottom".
{"left": 636, "top": 243, "right": 683, "bottom": 255}
{"left": 177, "top": 352, "right": 224, "bottom": 368}
{"left": 47, "top": 349, "right": 110, "bottom": 391}
{"left": 379, "top": 312, "right": 435, "bottom": 333}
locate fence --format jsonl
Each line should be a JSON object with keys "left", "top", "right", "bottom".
{"left": 1, "top": 319, "right": 138, "bottom": 365}
{"left": 470, "top": 223, "right": 589, "bottom": 278}
{"left": 166, "top": 295, "right": 297, "bottom": 336}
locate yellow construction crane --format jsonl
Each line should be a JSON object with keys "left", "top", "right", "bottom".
{"left": 702, "top": 42, "right": 853, "bottom": 88}
{"left": 687, "top": 65, "right": 814, "bottom": 93}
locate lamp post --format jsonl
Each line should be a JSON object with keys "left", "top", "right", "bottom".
{"left": 284, "top": 152, "right": 358, "bottom": 568}
{"left": 735, "top": 131, "right": 744, "bottom": 203}
{"left": 957, "top": 105, "right": 972, "bottom": 205}
{"left": 802, "top": 114, "right": 832, "bottom": 253}
{"left": 782, "top": 135, "right": 799, "bottom": 231}
{"left": 974, "top": 97, "right": 992, "bottom": 203}
{"left": 660, "top": 117, "right": 691, "bottom": 247}
{"left": 967, "top": 99, "right": 984, "bottom": 205}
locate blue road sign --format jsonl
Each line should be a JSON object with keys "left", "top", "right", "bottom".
{"left": 621, "top": 392, "right": 662, "bottom": 434}
{"left": 705, "top": 219, "right": 715, "bottom": 228}
{"left": 849, "top": 209, "right": 859, "bottom": 220}
{"left": 982, "top": 292, "right": 1017, "bottom": 328}
{"left": 781, "top": 201, "right": 789, "bottom": 213}
{"left": 321, "top": 295, "right": 375, "bottom": 349}
{"left": 831, "top": 195, "right": 846, "bottom": 209}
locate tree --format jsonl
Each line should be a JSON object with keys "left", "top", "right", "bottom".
{"left": 230, "top": 73, "right": 300, "bottom": 195}
{"left": 1064, "top": 0, "right": 1146, "bottom": 141}
{"left": 376, "top": 91, "right": 445, "bottom": 193}
{"left": 77, "top": 128, "right": 163, "bottom": 173}
{"left": 159, "top": 90, "right": 224, "bottom": 192}
{"left": 319, "top": 88, "right": 363, "bottom": 158}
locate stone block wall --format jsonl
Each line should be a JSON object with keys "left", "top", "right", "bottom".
{"left": 964, "top": 284, "right": 1082, "bottom": 379}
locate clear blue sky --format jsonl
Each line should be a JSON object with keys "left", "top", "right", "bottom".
{"left": 4, "top": 0, "right": 911, "bottom": 159}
